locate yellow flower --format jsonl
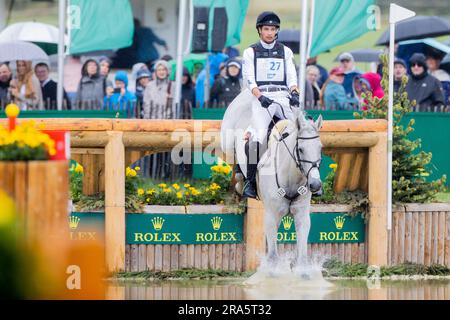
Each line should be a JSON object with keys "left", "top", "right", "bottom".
{"left": 176, "top": 192, "right": 183, "bottom": 199}
{"left": 172, "top": 183, "right": 180, "bottom": 190}
{"left": 184, "top": 191, "right": 190, "bottom": 196}
{"left": 420, "top": 172, "right": 430, "bottom": 177}
{"left": 126, "top": 167, "right": 137, "bottom": 177}
{"left": 137, "top": 188, "right": 145, "bottom": 196}
{"left": 163, "top": 188, "right": 172, "bottom": 193}
{"left": 147, "top": 189, "right": 156, "bottom": 195}
{"left": 329, "top": 163, "right": 338, "bottom": 172}
{"left": 220, "top": 200, "right": 224, "bottom": 204}
{"left": 135, "top": 166, "right": 141, "bottom": 171}
{"left": 158, "top": 183, "right": 167, "bottom": 188}
{"left": 5, "top": 103, "right": 20, "bottom": 118}
{"left": 75, "top": 163, "right": 84, "bottom": 173}
{"left": 211, "top": 165, "right": 219, "bottom": 172}
{"left": 184, "top": 183, "right": 191, "bottom": 188}
{"left": 146, "top": 198, "right": 150, "bottom": 202}
{"left": 210, "top": 183, "right": 221, "bottom": 190}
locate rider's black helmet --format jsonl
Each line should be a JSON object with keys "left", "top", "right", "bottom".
{"left": 256, "top": 11, "right": 281, "bottom": 29}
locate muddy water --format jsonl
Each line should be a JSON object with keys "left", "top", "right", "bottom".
{"left": 107, "top": 278, "right": 450, "bottom": 300}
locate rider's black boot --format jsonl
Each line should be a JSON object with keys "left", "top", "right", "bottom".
{"left": 242, "top": 141, "right": 261, "bottom": 199}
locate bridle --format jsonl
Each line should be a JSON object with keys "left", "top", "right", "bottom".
{"left": 264, "top": 101, "right": 322, "bottom": 201}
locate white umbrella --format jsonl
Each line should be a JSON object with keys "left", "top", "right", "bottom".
{"left": 0, "top": 41, "right": 49, "bottom": 62}
{"left": 0, "top": 22, "right": 67, "bottom": 55}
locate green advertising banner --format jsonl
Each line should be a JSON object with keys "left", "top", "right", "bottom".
{"left": 126, "top": 214, "right": 243, "bottom": 245}
{"left": 69, "top": 212, "right": 365, "bottom": 244}
{"left": 69, "top": 212, "right": 105, "bottom": 241}
{"left": 277, "top": 213, "right": 365, "bottom": 244}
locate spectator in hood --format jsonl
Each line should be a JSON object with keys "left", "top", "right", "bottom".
{"left": 406, "top": 53, "right": 445, "bottom": 112}
{"left": 34, "top": 62, "right": 71, "bottom": 110}
{"left": 426, "top": 53, "right": 450, "bottom": 82}
{"left": 339, "top": 52, "right": 362, "bottom": 100}
{"left": 210, "top": 59, "right": 242, "bottom": 108}
{"left": 104, "top": 71, "right": 137, "bottom": 117}
{"left": 135, "top": 68, "right": 152, "bottom": 110}
{"left": 0, "top": 63, "right": 12, "bottom": 106}
{"left": 353, "top": 72, "right": 384, "bottom": 110}
{"left": 321, "top": 66, "right": 357, "bottom": 110}
{"left": 99, "top": 56, "right": 113, "bottom": 89}
{"left": 143, "top": 60, "right": 174, "bottom": 119}
{"left": 393, "top": 58, "right": 408, "bottom": 92}
{"left": 195, "top": 52, "right": 229, "bottom": 108}
{"left": 181, "top": 67, "right": 196, "bottom": 113}
{"left": 75, "top": 59, "right": 106, "bottom": 109}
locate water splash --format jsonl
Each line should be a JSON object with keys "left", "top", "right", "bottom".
{"left": 242, "top": 251, "right": 335, "bottom": 300}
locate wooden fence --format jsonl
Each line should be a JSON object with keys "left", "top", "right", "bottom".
{"left": 0, "top": 118, "right": 389, "bottom": 272}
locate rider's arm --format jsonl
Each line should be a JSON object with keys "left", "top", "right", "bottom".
{"left": 242, "top": 48, "right": 262, "bottom": 98}
{"left": 285, "top": 47, "right": 299, "bottom": 93}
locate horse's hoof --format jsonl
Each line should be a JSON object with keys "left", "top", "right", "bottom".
{"left": 299, "top": 273, "right": 311, "bottom": 280}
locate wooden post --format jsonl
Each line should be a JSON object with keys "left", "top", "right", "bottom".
{"left": 245, "top": 199, "right": 265, "bottom": 271}
{"left": 105, "top": 131, "right": 125, "bottom": 272}
{"left": 368, "top": 132, "right": 388, "bottom": 266}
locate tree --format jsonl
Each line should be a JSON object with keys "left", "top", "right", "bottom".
{"left": 354, "top": 55, "right": 446, "bottom": 203}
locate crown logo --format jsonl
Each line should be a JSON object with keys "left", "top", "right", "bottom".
{"left": 211, "top": 216, "right": 223, "bottom": 231}
{"left": 69, "top": 216, "right": 80, "bottom": 230}
{"left": 282, "top": 216, "right": 293, "bottom": 231}
{"left": 334, "top": 216, "right": 345, "bottom": 230}
{"left": 151, "top": 217, "right": 165, "bottom": 231}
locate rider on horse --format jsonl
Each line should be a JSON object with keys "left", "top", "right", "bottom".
{"left": 241, "top": 11, "right": 300, "bottom": 199}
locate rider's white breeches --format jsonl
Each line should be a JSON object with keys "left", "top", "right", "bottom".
{"left": 250, "top": 91, "right": 296, "bottom": 143}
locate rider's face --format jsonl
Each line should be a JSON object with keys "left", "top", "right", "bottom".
{"left": 259, "top": 25, "right": 278, "bottom": 43}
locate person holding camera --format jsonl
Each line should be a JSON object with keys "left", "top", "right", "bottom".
{"left": 104, "top": 71, "right": 137, "bottom": 118}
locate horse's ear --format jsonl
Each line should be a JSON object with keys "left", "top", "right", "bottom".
{"left": 314, "top": 114, "right": 323, "bottom": 131}
{"left": 297, "top": 113, "right": 307, "bottom": 129}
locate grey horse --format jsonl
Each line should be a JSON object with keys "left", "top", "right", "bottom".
{"left": 221, "top": 90, "right": 323, "bottom": 269}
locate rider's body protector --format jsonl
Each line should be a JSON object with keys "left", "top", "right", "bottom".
{"left": 242, "top": 40, "right": 297, "bottom": 92}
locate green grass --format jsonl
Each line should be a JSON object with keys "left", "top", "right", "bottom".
{"left": 113, "top": 260, "right": 450, "bottom": 280}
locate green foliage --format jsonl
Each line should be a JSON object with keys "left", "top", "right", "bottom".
{"left": 114, "top": 269, "right": 253, "bottom": 280}
{"left": 0, "top": 143, "right": 48, "bottom": 161}
{"left": 69, "top": 170, "right": 83, "bottom": 203}
{"left": 354, "top": 54, "right": 446, "bottom": 203}
{"left": 312, "top": 167, "right": 370, "bottom": 221}
{"left": 323, "top": 257, "right": 450, "bottom": 278}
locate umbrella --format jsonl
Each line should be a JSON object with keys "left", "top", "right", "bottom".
{"left": 0, "top": 22, "right": 67, "bottom": 55}
{"left": 397, "top": 38, "right": 450, "bottom": 65}
{"left": 0, "top": 41, "right": 49, "bottom": 62}
{"left": 277, "top": 29, "right": 301, "bottom": 54}
{"left": 441, "top": 54, "right": 450, "bottom": 72}
{"left": 334, "top": 48, "right": 384, "bottom": 63}
{"left": 376, "top": 16, "right": 450, "bottom": 46}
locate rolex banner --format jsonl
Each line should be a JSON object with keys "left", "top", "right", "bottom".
{"left": 69, "top": 212, "right": 365, "bottom": 244}
{"left": 67, "top": 0, "right": 134, "bottom": 54}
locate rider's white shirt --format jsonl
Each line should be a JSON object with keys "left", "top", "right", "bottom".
{"left": 242, "top": 40, "right": 298, "bottom": 91}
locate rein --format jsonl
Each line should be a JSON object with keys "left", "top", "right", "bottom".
{"left": 264, "top": 102, "right": 321, "bottom": 202}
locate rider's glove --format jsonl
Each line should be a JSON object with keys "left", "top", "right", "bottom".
{"left": 289, "top": 90, "right": 300, "bottom": 107}
{"left": 258, "top": 95, "right": 273, "bottom": 108}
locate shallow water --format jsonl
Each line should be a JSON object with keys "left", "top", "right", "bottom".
{"left": 107, "top": 278, "right": 450, "bottom": 300}
{"left": 107, "top": 255, "right": 450, "bottom": 300}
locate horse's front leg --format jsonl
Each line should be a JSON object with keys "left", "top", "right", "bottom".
{"left": 264, "top": 206, "right": 283, "bottom": 267}
{"left": 291, "top": 201, "right": 311, "bottom": 267}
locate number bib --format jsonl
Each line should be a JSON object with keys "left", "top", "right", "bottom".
{"left": 255, "top": 57, "right": 285, "bottom": 83}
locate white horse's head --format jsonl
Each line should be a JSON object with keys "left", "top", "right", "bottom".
{"left": 296, "top": 113, "right": 323, "bottom": 194}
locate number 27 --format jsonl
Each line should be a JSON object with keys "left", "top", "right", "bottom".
{"left": 270, "top": 62, "right": 281, "bottom": 71}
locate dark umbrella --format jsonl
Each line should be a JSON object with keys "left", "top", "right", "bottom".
{"left": 334, "top": 48, "right": 383, "bottom": 63}
{"left": 376, "top": 16, "right": 450, "bottom": 46}
{"left": 397, "top": 38, "right": 450, "bottom": 65}
{"left": 277, "top": 29, "right": 301, "bottom": 54}
{"left": 441, "top": 53, "right": 450, "bottom": 72}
